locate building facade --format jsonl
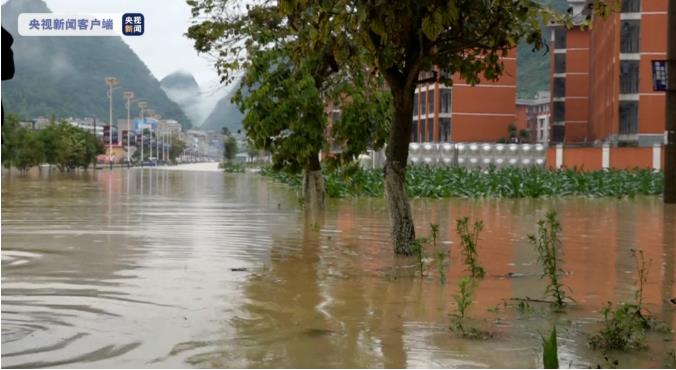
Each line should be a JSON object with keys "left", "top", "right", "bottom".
{"left": 411, "top": 49, "right": 518, "bottom": 143}
{"left": 550, "top": 0, "right": 667, "bottom": 146}
{"left": 516, "top": 91, "right": 551, "bottom": 144}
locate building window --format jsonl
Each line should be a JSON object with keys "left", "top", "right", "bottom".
{"left": 428, "top": 88, "right": 435, "bottom": 115}
{"left": 411, "top": 121, "right": 418, "bottom": 142}
{"left": 413, "top": 93, "right": 418, "bottom": 116}
{"left": 619, "top": 101, "right": 638, "bottom": 134}
{"left": 439, "top": 118, "right": 451, "bottom": 142}
{"left": 554, "top": 54, "right": 566, "bottom": 74}
{"left": 620, "top": 20, "right": 640, "bottom": 53}
{"left": 427, "top": 120, "right": 434, "bottom": 142}
{"left": 440, "top": 89, "right": 451, "bottom": 114}
{"left": 621, "top": 0, "right": 640, "bottom": 12}
{"left": 620, "top": 60, "right": 639, "bottom": 94}
{"left": 553, "top": 27, "right": 566, "bottom": 49}
{"left": 553, "top": 101, "right": 565, "bottom": 122}
{"left": 553, "top": 77, "right": 566, "bottom": 98}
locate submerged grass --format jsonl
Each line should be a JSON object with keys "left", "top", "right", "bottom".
{"left": 261, "top": 166, "right": 663, "bottom": 199}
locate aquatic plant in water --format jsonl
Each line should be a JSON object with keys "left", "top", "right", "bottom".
{"left": 542, "top": 326, "right": 559, "bottom": 369}
{"left": 456, "top": 217, "right": 485, "bottom": 280}
{"left": 529, "top": 211, "right": 569, "bottom": 308}
{"left": 589, "top": 249, "right": 660, "bottom": 351}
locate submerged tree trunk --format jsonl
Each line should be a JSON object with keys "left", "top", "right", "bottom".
{"left": 303, "top": 152, "right": 325, "bottom": 211}
{"left": 384, "top": 78, "right": 416, "bottom": 255}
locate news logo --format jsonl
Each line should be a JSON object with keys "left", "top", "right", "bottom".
{"left": 122, "top": 13, "right": 144, "bottom": 36}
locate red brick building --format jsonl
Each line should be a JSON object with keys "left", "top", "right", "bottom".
{"left": 551, "top": 0, "right": 667, "bottom": 147}
{"left": 411, "top": 50, "right": 518, "bottom": 143}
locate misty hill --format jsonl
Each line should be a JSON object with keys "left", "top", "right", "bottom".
{"left": 160, "top": 71, "right": 205, "bottom": 126}
{"left": 1, "top": 0, "right": 192, "bottom": 128}
{"left": 200, "top": 85, "right": 244, "bottom": 133}
{"left": 516, "top": 0, "right": 568, "bottom": 98}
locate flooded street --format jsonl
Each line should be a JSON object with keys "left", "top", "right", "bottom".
{"left": 2, "top": 166, "right": 674, "bottom": 368}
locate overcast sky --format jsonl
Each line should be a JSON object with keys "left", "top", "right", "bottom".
{"left": 42, "top": 0, "right": 227, "bottom": 94}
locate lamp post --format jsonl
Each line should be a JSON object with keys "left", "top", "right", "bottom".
{"left": 105, "top": 77, "right": 118, "bottom": 169}
{"left": 138, "top": 101, "right": 148, "bottom": 167}
{"left": 123, "top": 91, "right": 134, "bottom": 167}
{"left": 146, "top": 109, "right": 155, "bottom": 163}
{"left": 155, "top": 114, "right": 163, "bottom": 164}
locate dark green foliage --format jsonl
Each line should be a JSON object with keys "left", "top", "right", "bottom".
{"left": 529, "top": 211, "right": 568, "bottom": 307}
{"left": 1, "top": 0, "right": 192, "bottom": 128}
{"left": 542, "top": 326, "right": 559, "bottom": 369}
{"left": 223, "top": 135, "right": 238, "bottom": 162}
{"left": 2, "top": 116, "right": 103, "bottom": 172}
{"left": 456, "top": 217, "right": 485, "bottom": 280}
{"left": 261, "top": 166, "right": 664, "bottom": 199}
{"left": 2, "top": 121, "right": 45, "bottom": 172}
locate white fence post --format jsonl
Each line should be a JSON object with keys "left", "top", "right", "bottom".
{"left": 555, "top": 144, "right": 563, "bottom": 169}
{"left": 602, "top": 144, "right": 610, "bottom": 170}
{"left": 652, "top": 143, "right": 662, "bottom": 171}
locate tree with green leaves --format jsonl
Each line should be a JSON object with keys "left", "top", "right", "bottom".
{"left": 187, "top": 0, "right": 390, "bottom": 210}
{"left": 277, "top": 0, "right": 613, "bottom": 254}
{"left": 169, "top": 134, "right": 187, "bottom": 164}
{"left": 223, "top": 134, "right": 238, "bottom": 163}
{"left": 37, "top": 122, "right": 102, "bottom": 172}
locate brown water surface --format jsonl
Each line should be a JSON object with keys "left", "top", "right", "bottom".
{"left": 2, "top": 166, "right": 675, "bottom": 368}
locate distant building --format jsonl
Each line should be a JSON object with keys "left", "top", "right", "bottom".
{"left": 549, "top": 0, "right": 667, "bottom": 146}
{"left": 516, "top": 91, "right": 551, "bottom": 144}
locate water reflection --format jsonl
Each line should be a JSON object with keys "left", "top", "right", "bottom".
{"left": 2, "top": 167, "right": 674, "bottom": 368}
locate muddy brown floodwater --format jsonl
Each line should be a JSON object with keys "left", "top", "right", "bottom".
{"left": 2, "top": 166, "right": 675, "bottom": 368}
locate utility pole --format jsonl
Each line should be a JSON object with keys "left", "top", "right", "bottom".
{"left": 665, "top": 0, "right": 676, "bottom": 203}
{"left": 105, "top": 77, "right": 118, "bottom": 170}
{"left": 124, "top": 91, "right": 134, "bottom": 167}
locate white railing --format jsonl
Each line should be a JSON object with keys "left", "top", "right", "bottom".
{"left": 358, "top": 143, "right": 547, "bottom": 169}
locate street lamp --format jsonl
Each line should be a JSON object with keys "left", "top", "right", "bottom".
{"left": 123, "top": 91, "right": 134, "bottom": 166}
{"left": 155, "top": 114, "right": 163, "bottom": 163}
{"left": 138, "top": 101, "right": 148, "bottom": 167}
{"left": 105, "top": 76, "right": 118, "bottom": 169}
{"left": 146, "top": 109, "right": 155, "bottom": 163}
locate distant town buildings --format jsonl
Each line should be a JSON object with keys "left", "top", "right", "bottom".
{"left": 516, "top": 91, "right": 551, "bottom": 144}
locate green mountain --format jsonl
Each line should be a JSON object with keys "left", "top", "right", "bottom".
{"left": 516, "top": 0, "right": 568, "bottom": 99}
{"left": 1, "top": 0, "right": 192, "bottom": 129}
{"left": 200, "top": 84, "right": 244, "bottom": 134}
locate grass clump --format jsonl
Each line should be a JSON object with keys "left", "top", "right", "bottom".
{"left": 529, "top": 211, "right": 569, "bottom": 308}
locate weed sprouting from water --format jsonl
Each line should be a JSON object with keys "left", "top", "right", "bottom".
{"left": 529, "top": 211, "right": 569, "bottom": 308}
{"left": 456, "top": 217, "right": 485, "bottom": 280}
{"left": 589, "top": 249, "right": 659, "bottom": 351}
{"left": 542, "top": 326, "right": 559, "bottom": 369}
{"left": 435, "top": 249, "right": 449, "bottom": 284}
{"left": 430, "top": 223, "right": 439, "bottom": 247}
{"left": 450, "top": 217, "right": 489, "bottom": 338}
{"left": 451, "top": 277, "right": 474, "bottom": 335}
{"left": 411, "top": 238, "right": 427, "bottom": 278}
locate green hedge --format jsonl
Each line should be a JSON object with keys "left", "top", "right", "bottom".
{"left": 260, "top": 166, "right": 664, "bottom": 199}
